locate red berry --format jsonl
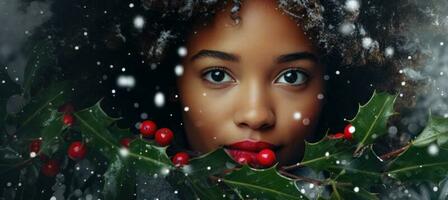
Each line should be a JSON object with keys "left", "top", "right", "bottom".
{"left": 29, "top": 139, "right": 42, "bottom": 153}
{"left": 328, "top": 133, "right": 345, "bottom": 140}
{"left": 256, "top": 149, "right": 276, "bottom": 167}
{"left": 41, "top": 159, "right": 60, "bottom": 177}
{"left": 139, "top": 120, "right": 157, "bottom": 137}
{"left": 236, "top": 154, "right": 253, "bottom": 165}
{"left": 120, "top": 138, "right": 132, "bottom": 148}
{"left": 67, "top": 141, "right": 87, "bottom": 160}
{"left": 344, "top": 124, "right": 356, "bottom": 140}
{"left": 58, "top": 103, "right": 75, "bottom": 113}
{"left": 172, "top": 152, "right": 190, "bottom": 167}
{"left": 155, "top": 128, "right": 174, "bottom": 146}
{"left": 63, "top": 114, "right": 75, "bottom": 126}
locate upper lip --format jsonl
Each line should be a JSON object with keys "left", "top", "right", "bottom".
{"left": 224, "top": 140, "right": 279, "bottom": 152}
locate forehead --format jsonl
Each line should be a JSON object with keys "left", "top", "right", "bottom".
{"left": 185, "top": 0, "right": 317, "bottom": 60}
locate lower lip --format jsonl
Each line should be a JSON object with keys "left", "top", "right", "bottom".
{"left": 224, "top": 148, "right": 258, "bottom": 165}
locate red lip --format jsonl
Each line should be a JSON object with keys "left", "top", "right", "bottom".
{"left": 225, "top": 140, "right": 278, "bottom": 152}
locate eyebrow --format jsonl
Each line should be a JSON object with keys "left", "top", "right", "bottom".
{"left": 190, "top": 49, "right": 318, "bottom": 64}
{"left": 190, "top": 50, "right": 239, "bottom": 62}
{"left": 276, "top": 52, "right": 319, "bottom": 64}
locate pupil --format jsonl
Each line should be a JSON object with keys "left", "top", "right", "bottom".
{"left": 284, "top": 71, "right": 297, "bottom": 83}
{"left": 211, "top": 70, "right": 224, "bottom": 82}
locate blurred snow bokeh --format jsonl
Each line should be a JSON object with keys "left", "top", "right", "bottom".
{"left": 0, "top": 0, "right": 52, "bottom": 85}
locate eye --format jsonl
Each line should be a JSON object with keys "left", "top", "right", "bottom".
{"left": 202, "top": 67, "right": 235, "bottom": 84}
{"left": 275, "top": 68, "right": 309, "bottom": 86}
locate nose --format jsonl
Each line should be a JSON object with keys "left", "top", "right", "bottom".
{"left": 233, "top": 82, "right": 275, "bottom": 131}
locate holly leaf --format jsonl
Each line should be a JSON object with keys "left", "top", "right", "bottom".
{"left": 0, "top": 69, "right": 21, "bottom": 132}
{"left": 221, "top": 165, "right": 306, "bottom": 200}
{"left": 127, "top": 138, "right": 174, "bottom": 174}
{"left": 15, "top": 82, "right": 71, "bottom": 140}
{"left": 39, "top": 113, "right": 65, "bottom": 155}
{"left": 348, "top": 91, "right": 397, "bottom": 154}
{"left": 331, "top": 148, "right": 383, "bottom": 188}
{"left": 330, "top": 183, "right": 378, "bottom": 200}
{"left": 300, "top": 137, "right": 352, "bottom": 173}
{"left": 170, "top": 148, "right": 238, "bottom": 199}
{"left": 386, "top": 144, "right": 448, "bottom": 182}
{"left": 188, "top": 148, "right": 236, "bottom": 178}
{"left": 22, "top": 39, "right": 57, "bottom": 98}
{"left": 103, "top": 155, "right": 136, "bottom": 200}
{"left": 74, "top": 100, "right": 123, "bottom": 161}
{"left": 413, "top": 113, "right": 448, "bottom": 147}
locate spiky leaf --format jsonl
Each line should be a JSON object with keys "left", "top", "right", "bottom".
{"left": 348, "top": 91, "right": 397, "bottom": 154}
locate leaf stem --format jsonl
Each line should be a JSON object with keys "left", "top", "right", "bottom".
{"left": 280, "top": 162, "right": 302, "bottom": 171}
{"left": 379, "top": 143, "right": 411, "bottom": 161}
{"left": 278, "top": 169, "right": 325, "bottom": 186}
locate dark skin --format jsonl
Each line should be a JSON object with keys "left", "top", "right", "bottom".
{"left": 177, "top": 0, "right": 325, "bottom": 166}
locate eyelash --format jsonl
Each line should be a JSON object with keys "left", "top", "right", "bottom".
{"left": 201, "top": 66, "right": 309, "bottom": 86}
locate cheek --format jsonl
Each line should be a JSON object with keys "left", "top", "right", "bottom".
{"left": 180, "top": 89, "right": 236, "bottom": 151}
{"left": 275, "top": 92, "right": 324, "bottom": 144}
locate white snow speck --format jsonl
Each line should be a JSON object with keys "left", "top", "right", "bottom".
{"left": 325, "top": 152, "right": 330, "bottom": 157}
{"left": 353, "top": 186, "right": 359, "bottom": 192}
{"left": 433, "top": 186, "right": 439, "bottom": 192}
{"left": 302, "top": 118, "right": 310, "bottom": 126}
{"left": 140, "top": 113, "right": 148, "bottom": 119}
{"left": 50, "top": 196, "right": 56, "bottom": 200}
{"left": 428, "top": 144, "right": 439, "bottom": 156}
{"left": 362, "top": 37, "right": 373, "bottom": 49}
{"left": 74, "top": 46, "right": 79, "bottom": 50}
{"left": 117, "top": 75, "right": 136, "bottom": 88}
{"left": 184, "top": 106, "right": 190, "bottom": 112}
{"left": 30, "top": 152, "right": 36, "bottom": 158}
{"left": 344, "top": 0, "right": 360, "bottom": 12}
{"left": 178, "top": 46, "right": 187, "bottom": 57}
{"left": 339, "top": 22, "right": 355, "bottom": 35}
{"left": 174, "top": 64, "right": 184, "bottom": 76}
{"left": 133, "top": 15, "right": 145, "bottom": 29}
{"left": 154, "top": 92, "right": 165, "bottom": 107}
{"left": 129, "top": 3, "right": 134, "bottom": 8}
{"left": 111, "top": 89, "right": 116, "bottom": 94}
{"left": 335, "top": 70, "right": 340, "bottom": 75}
{"left": 385, "top": 46, "right": 394, "bottom": 57}
{"left": 293, "top": 112, "right": 302, "bottom": 120}
{"left": 317, "top": 93, "right": 324, "bottom": 100}
{"left": 119, "top": 148, "right": 129, "bottom": 157}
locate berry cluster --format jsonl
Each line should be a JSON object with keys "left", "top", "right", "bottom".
{"left": 328, "top": 124, "right": 356, "bottom": 140}
{"left": 30, "top": 103, "right": 89, "bottom": 177}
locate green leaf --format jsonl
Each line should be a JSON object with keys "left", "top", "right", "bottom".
{"left": 23, "top": 39, "right": 57, "bottom": 98}
{"left": 15, "top": 82, "right": 71, "bottom": 139}
{"left": 413, "top": 113, "right": 448, "bottom": 147}
{"left": 171, "top": 148, "right": 237, "bottom": 199}
{"left": 386, "top": 145, "right": 448, "bottom": 182}
{"left": 74, "top": 100, "right": 123, "bottom": 161}
{"left": 103, "top": 156, "right": 136, "bottom": 200}
{"left": 331, "top": 148, "right": 383, "bottom": 188}
{"left": 348, "top": 91, "right": 397, "bottom": 154}
{"left": 300, "top": 137, "right": 352, "bottom": 173}
{"left": 39, "top": 113, "right": 65, "bottom": 155}
{"left": 0, "top": 147, "right": 24, "bottom": 175}
{"left": 330, "top": 182, "right": 378, "bottom": 200}
{"left": 0, "top": 69, "right": 21, "bottom": 132}
{"left": 188, "top": 148, "right": 236, "bottom": 178}
{"left": 127, "top": 138, "right": 174, "bottom": 174}
{"left": 221, "top": 165, "right": 306, "bottom": 200}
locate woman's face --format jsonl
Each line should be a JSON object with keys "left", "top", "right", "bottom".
{"left": 177, "top": 0, "right": 325, "bottom": 166}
